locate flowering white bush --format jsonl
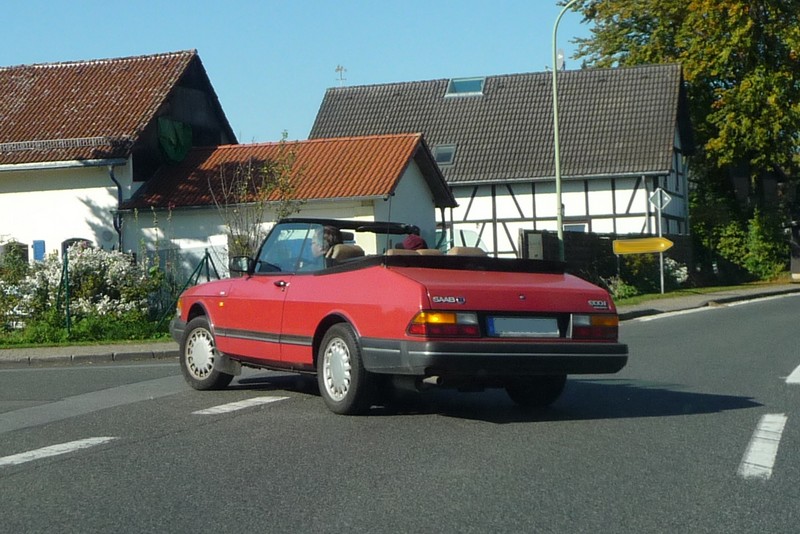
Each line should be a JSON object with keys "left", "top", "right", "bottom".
{"left": 664, "top": 257, "right": 689, "bottom": 286}
{"left": 18, "top": 244, "right": 155, "bottom": 319}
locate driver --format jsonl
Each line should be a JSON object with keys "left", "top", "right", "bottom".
{"left": 300, "top": 225, "right": 342, "bottom": 270}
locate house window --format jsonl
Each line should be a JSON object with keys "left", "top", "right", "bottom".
{"left": 433, "top": 145, "right": 457, "bottom": 166}
{"left": 563, "top": 223, "right": 588, "bottom": 233}
{"left": 445, "top": 77, "right": 485, "bottom": 96}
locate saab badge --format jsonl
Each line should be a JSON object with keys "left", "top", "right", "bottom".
{"left": 432, "top": 296, "right": 466, "bottom": 304}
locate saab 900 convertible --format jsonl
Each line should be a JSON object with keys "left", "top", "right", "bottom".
{"left": 171, "top": 218, "right": 628, "bottom": 415}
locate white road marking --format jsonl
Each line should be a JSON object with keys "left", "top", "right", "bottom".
{"left": 0, "top": 437, "right": 117, "bottom": 468}
{"left": 630, "top": 292, "right": 800, "bottom": 323}
{"left": 725, "top": 293, "right": 799, "bottom": 307}
{"left": 192, "top": 396, "right": 289, "bottom": 415}
{"left": 632, "top": 307, "right": 708, "bottom": 322}
{"left": 737, "top": 414, "right": 788, "bottom": 480}
{"left": 786, "top": 364, "right": 800, "bottom": 385}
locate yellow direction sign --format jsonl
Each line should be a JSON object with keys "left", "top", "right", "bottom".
{"left": 612, "top": 237, "right": 674, "bottom": 255}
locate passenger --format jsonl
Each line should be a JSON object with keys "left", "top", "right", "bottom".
{"left": 396, "top": 233, "right": 428, "bottom": 250}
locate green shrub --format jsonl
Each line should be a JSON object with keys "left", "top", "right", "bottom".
{"left": 612, "top": 254, "right": 689, "bottom": 296}
{"left": 619, "top": 254, "right": 660, "bottom": 294}
{"left": 715, "top": 209, "right": 788, "bottom": 281}
{"left": 1, "top": 245, "right": 174, "bottom": 344}
{"left": 0, "top": 242, "right": 29, "bottom": 331}
{"left": 744, "top": 209, "right": 788, "bottom": 279}
{"left": 602, "top": 276, "right": 640, "bottom": 300}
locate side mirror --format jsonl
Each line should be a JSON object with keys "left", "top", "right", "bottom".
{"left": 229, "top": 256, "right": 253, "bottom": 275}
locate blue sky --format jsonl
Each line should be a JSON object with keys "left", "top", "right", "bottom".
{"left": 2, "top": 0, "right": 591, "bottom": 143}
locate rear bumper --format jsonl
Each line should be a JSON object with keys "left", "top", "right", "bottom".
{"left": 360, "top": 338, "right": 628, "bottom": 377}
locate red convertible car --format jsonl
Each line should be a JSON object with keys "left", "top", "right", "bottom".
{"left": 171, "top": 218, "right": 628, "bottom": 414}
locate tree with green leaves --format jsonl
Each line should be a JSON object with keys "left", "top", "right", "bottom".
{"left": 571, "top": 0, "right": 800, "bottom": 279}
{"left": 211, "top": 132, "right": 305, "bottom": 258}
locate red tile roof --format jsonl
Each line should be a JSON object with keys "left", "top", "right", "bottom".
{"left": 0, "top": 50, "right": 204, "bottom": 164}
{"left": 122, "top": 134, "right": 456, "bottom": 210}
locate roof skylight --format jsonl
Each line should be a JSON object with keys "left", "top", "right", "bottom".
{"left": 433, "top": 144, "right": 457, "bottom": 166}
{"left": 445, "top": 77, "right": 485, "bottom": 97}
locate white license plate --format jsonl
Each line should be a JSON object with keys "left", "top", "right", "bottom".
{"left": 487, "top": 316, "right": 560, "bottom": 338}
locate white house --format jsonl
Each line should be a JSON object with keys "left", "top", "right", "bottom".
{"left": 0, "top": 50, "right": 236, "bottom": 260}
{"left": 119, "top": 133, "right": 456, "bottom": 276}
{"left": 309, "top": 64, "right": 694, "bottom": 257}
{"left": 1, "top": 51, "right": 456, "bottom": 276}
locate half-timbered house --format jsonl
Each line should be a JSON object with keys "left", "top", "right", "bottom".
{"left": 310, "top": 64, "right": 694, "bottom": 257}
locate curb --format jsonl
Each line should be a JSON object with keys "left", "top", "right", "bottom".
{"left": 618, "top": 285, "right": 800, "bottom": 321}
{"left": 0, "top": 348, "right": 178, "bottom": 368}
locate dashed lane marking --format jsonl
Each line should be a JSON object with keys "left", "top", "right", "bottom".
{"left": 737, "top": 413, "right": 788, "bottom": 480}
{"left": 0, "top": 437, "right": 118, "bottom": 468}
{"left": 192, "top": 396, "right": 289, "bottom": 415}
{"left": 786, "top": 364, "right": 800, "bottom": 385}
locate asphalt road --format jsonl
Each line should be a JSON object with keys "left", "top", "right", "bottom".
{"left": 1, "top": 293, "right": 799, "bottom": 533}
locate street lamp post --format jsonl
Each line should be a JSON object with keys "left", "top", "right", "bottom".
{"left": 551, "top": 0, "right": 580, "bottom": 262}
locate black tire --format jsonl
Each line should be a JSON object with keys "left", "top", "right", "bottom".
{"left": 179, "top": 316, "right": 234, "bottom": 391}
{"left": 505, "top": 374, "right": 567, "bottom": 409}
{"left": 317, "top": 323, "right": 374, "bottom": 415}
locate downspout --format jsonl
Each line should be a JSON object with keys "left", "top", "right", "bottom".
{"left": 108, "top": 165, "right": 123, "bottom": 250}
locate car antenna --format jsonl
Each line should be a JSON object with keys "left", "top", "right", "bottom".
{"left": 384, "top": 192, "right": 395, "bottom": 253}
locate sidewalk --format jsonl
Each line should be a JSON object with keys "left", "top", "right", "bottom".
{"left": 616, "top": 282, "right": 800, "bottom": 321}
{"left": 1, "top": 283, "right": 798, "bottom": 367}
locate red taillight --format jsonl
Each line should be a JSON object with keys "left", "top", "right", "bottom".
{"left": 407, "top": 311, "right": 480, "bottom": 338}
{"left": 572, "top": 314, "right": 619, "bottom": 340}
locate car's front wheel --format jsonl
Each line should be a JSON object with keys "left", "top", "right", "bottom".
{"left": 317, "top": 323, "right": 374, "bottom": 415}
{"left": 505, "top": 374, "right": 567, "bottom": 409}
{"left": 180, "top": 316, "right": 234, "bottom": 390}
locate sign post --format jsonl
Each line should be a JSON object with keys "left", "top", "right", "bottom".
{"left": 612, "top": 189, "right": 674, "bottom": 294}
{"left": 649, "top": 188, "right": 672, "bottom": 294}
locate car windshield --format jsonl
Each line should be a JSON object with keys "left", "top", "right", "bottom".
{"left": 254, "top": 222, "right": 318, "bottom": 273}
{"left": 254, "top": 222, "right": 359, "bottom": 273}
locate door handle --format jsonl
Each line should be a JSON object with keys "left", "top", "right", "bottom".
{"left": 274, "top": 280, "right": 288, "bottom": 288}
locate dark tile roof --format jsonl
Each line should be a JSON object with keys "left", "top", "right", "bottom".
{"left": 0, "top": 50, "right": 234, "bottom": 164}
{"left": 310, "top": 64, "right": 692, "bottom": 184}
{"left": 121, "top": 134, "right": 456, "bottom": 210}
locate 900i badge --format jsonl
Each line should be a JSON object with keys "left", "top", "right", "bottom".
{"left": 432, "top": 296, "right": 466, "bottom": 304}
{"left": 588, "top": 299, "right": 609, "bottom": 310}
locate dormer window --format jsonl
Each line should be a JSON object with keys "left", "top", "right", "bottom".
{"left": 433, "top": 144, "right": 457, "bottom": 166}
{"left": 445, "top": 77, "right": 485, "bottom": 97}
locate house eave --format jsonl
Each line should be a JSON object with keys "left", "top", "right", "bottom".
{"left": 117, "top": 195, "right": 390, "bottom": 214}
{"left": 448, "top": 170, "right": 671, "bottom": 187}
{"left": 0, "top": 158, "right": 128, "bottom": 173}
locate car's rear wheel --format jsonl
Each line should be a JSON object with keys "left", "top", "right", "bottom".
{"left": 317, "top": 323, "right": 374, "bottom": 415}
{"left": 180, "top": 316, "right": 234, "bottom": 390}
{"left": 505, "top": 374, "right": 567, "bottom": 409}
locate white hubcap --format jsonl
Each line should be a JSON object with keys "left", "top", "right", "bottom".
{"left": 323, "top": 337, "right": 351, "bottom": 401}
{"left": 186, "top": 328, "right": 215, "bottom": 380}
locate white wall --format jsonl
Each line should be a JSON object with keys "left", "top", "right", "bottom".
{"left": 372, "top": 159, "right": 438, "bottom": 247}
{"left": 120, "top": 161, "right": 439, "bottom": 278}
{"left": 0, "top": 160, "right": 134, "bottom": 259}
